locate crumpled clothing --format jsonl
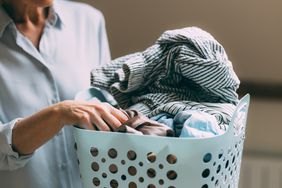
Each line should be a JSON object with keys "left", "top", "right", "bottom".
{"left": 91, "top": 27, "right": 240, "bottom": 131}
{"left": 151, "top": 110, "right": 224, "bottom": 138}
{"left": 116, "top": 110, "right": 175, "bottom": 137}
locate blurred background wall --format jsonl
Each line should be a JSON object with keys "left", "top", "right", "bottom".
{"left": 75, "top": 0, "right": 282, "bottom": 83}
{"left": 73, "top": 0, "right": 282, "bottom": 187}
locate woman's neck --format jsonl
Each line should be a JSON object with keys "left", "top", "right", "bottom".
{"left": 1, "top": 1, "right": 50, "bottom": 49}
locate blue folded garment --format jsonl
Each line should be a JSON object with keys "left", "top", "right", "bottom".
{"left": 151, "top": 110, "right": 224, "bottom": 138}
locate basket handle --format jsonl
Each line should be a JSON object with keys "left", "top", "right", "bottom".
{"left": 226, "top": 94, "right": 250, "bottom": 136}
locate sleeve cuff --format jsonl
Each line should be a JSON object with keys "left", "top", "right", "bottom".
{"left": 0, "top": 118, "right": 33, "bottom": 170}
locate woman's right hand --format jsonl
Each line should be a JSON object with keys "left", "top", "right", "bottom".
{"left": 55, "top": 100, "right": 128, "bottom": 131}
{"left": 11, "top": 99, "right": 128, "bottom": 155}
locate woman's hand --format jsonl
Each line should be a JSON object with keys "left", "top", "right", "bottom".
{"left": 55, "top": 100, "right": 128, "bottom": 131}
{"left": 12, "top": 99, "right": 128, "bottom": 155}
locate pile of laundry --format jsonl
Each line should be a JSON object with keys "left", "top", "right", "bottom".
{"left": 90, "top": 27, "right": 240, "bottom": 138}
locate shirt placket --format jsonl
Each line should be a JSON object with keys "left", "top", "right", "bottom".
{"left": 38, "top": 24, "right": 74, "bottom": 188}
{"left": 12, "top": 23, "right": 73, "bottom": 188}
{"left": 44, "top": 18, "right": 83, "bottom": 188}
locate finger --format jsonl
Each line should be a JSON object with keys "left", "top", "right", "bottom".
{"left": 90, "top": 111, "right": 111, "bottom": 131}
{"left": 90, "top": 102, "right": 128, "bottom": 124}
{"left": 77, "top": 112, "right": 95, "bottom": 130}
{"left": 101, "top": 111, "right": 123, "bottom": 130}
{"left": 110, "top": 108, "right": 129, "bottom": 123}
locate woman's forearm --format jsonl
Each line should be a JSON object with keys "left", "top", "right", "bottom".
{"left": 12, "top": 105, "right": 64, "bottom": 155}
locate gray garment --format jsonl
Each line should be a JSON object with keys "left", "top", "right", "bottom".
{"left": 91, "top": 27, "right": 239, "bottom": 130}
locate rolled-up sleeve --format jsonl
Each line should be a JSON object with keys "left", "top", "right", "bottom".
{"left": 0, "top": 119, "right": 33, "bottom": 171}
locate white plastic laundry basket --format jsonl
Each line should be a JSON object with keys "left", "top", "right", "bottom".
{"left": 73, "top": 94, "right": 250, "bottom": 188}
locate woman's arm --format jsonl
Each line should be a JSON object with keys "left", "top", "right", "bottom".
{"left": 12, "top": 100, "right": 128, "bottom": 155}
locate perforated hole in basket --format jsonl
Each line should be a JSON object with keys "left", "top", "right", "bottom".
{"left": 146, "top": 152, "right": 156, "bottom": 163}
{"left": 87, "top": 147, "right": 179, "bottom": 187}
{"left": 110, "top": 179, "right": 119, "bottom": 188}
{"left": 127, "top": 150, "right": 137, "bottom": 160}
{"left": 108, "top": 148, "right": 118, "bottom": 159}
{"left": 90, "top": 147, "right": 99, "bottom": 157}
{"left": 109, "top": 164, "right": 118, "bottom": 174}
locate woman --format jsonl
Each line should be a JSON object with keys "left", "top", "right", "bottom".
{"left": 0, "top": 0, "right": 127, "bottom": 187}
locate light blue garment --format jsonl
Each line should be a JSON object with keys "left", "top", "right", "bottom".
{"left": 174, "top": 110, "right": 225, "bottom": 138}
{"left": 151, "top": 111, "right": 224, "bottom": 138}
{"left": 0, "top": 1, "right": 110, "bottom": 188}
{"left": 150, "top": 113, "right": 174, "bottom": 129}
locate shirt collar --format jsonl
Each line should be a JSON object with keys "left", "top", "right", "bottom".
{"left": 51, "top": 1, "right": 66, "bottom": 28}
{"left": 0, "top": 2, "right": 65, "bottom": 38}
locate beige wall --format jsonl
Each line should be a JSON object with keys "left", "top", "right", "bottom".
{"left": 245, "top": 99, "right": 282, "bottom": 154}
{"left": 74, "top": 0, "right": 282, "bottom": 154}
{"left": 77, "top": 0, "right": 282, "bottom": 83}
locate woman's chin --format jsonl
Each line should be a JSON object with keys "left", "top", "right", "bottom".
{"left": 32, "top": 0, "right": 54, "bottom": 7}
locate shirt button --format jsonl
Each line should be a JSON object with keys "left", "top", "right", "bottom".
{"left": 59, "top": 163, "right": 67, "bottom": 169}
{"left": 62, "top": 163, "right": 67, "bottom": 169}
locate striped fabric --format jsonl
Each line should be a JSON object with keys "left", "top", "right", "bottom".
{"left": 91, "top": 27, "right": 240, "bottom": 130}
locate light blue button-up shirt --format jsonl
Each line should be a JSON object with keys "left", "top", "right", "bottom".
{"left": 0, "top": 0, "right": 110, "bottom": 187}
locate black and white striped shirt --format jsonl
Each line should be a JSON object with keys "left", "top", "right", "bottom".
{"left": 91, "top": 27, "right": 240, "bottom": 130}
